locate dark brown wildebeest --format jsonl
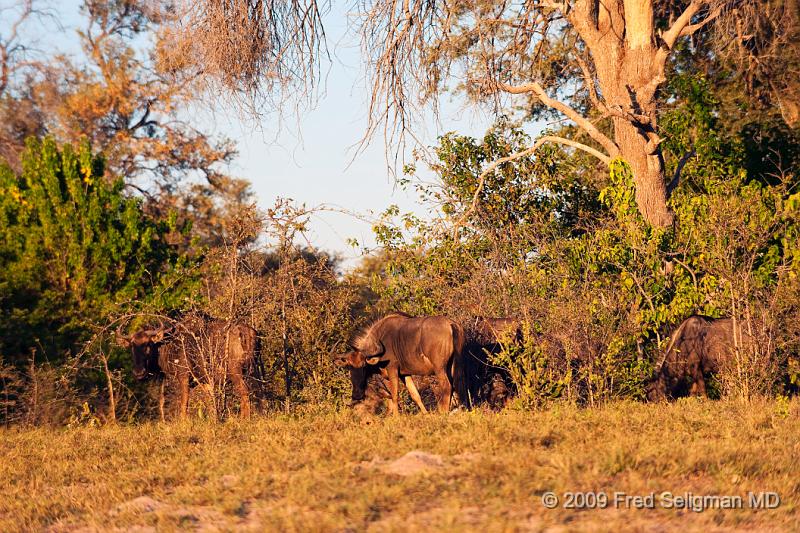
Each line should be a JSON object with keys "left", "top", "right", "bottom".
{"left": 647, "top": 315, "right": 754, "bottom": 400}
{"left": 117, "top": 316, "right": 258, "bottom": 419}
{"left": 336, "top": 313, "right": 466, "bottom": 414}
{"left": 347, "top": 364, "right": 427, "bottom": 414}
{"left": 463, "top": 317, "right": 522, "bottom": 408}
{"left": 344, "top": 313, "right": 426, "bottom": 413}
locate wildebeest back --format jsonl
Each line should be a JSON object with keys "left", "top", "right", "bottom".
{"left": 648, "top": 315, "right": 754, "bottom": 400}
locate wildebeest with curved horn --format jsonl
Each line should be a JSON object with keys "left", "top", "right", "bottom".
{"left": 335, "top": 313, "right": 467, "bottom": 414}
{"left": 647, "top": 315, "right": 754, "bottom": 400}
{"left": 116, "top": 316, "right": 258, "bottom": 419}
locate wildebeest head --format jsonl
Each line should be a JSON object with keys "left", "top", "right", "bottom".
{"left": 332, "top": 332, "right": 385, "bottom": 407}
{"left": 333, "top": 331, "right": 385, "bottom": 369}
{"left": 343, "top": 364, "right": 390, "bottom": 405}
{"left": 116, "top": 325, "right": 171, "bottom": 380}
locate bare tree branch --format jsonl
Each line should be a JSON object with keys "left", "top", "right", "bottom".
{"left": 661, "top": 1, "right": 703, "bottom": 49}
{"left": 667, "top": 149, "right": 696, "bottom": 196}
{"left": 165, "top": 0, "right": 329, "bottom": 111}
{"left": 452, "top": 134, "right": 611, "bottom": 238}
{"left": 0, "top": 0, "right": 34, "bottom": 96}
{"left": 573, "top": 49, "right": 611, "bottom": 117}
{"left": 661, "top": 1, "right": 724, "bottom": 50}
{"left": 677, "top": 5, "right": 725, "bottom": 40}
{"left": 493, "top": 80, "right": 620, "bottom": 158}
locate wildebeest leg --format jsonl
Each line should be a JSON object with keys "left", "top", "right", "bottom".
{"left": 178, "top": 373, "right": 190, "bottom": 420}
{"left": 387, "top": 369, "right": 400, "bottom": 415}
{"left": 435, "top": 369, "right": 452, "bottom": 412}
{"left": 403, "top": 375, "right": 428, "bottom": 414}
{"left": 690, "top": 376, "right": 707, "bottom": 397}
{"left": 230, "top": 368, "right": 251, "bottom": 418}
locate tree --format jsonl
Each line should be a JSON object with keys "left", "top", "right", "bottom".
{"left": 357, "top": 0, "right": 753, "bottom": 227}
{"left": 711, "top": 0, "right": 800, "bottom": 128}
{"left": 0, "top": 0, "right": 254, "bottom": 245}
{"left": 178, "top": 0, "right": 796, "bottom": 228}
{"left": 0, "top": 137, "right": 190, "bottom": 365}
{"left": 0, "top": 0, "right": 50, "bottom": 170}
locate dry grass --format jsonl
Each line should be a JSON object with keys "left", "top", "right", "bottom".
{"left": 2, "top": 399, "right": 799, "bottom": 532}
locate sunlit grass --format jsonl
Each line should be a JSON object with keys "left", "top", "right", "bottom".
{"left": 2, "top": 399, "right": 799, "bottom": 531}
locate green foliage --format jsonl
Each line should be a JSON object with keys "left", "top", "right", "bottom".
{"left": 488, "top": 322, "right": 568, "bottom": 409}
{"left": 369, "top": 75, "right": 799, "bottom": 404}
{"left": 0, "top": 138, "right": 192, "bottom": 365}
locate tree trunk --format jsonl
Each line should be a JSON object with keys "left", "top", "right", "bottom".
{"left": 101, "top": 352, "right": 116, "bottom": 424}
{"left": 587, "top": 0, "right": 675, "bottom": 227}
{"left": 613, "top": 118, "right": 674, "bottom": 227}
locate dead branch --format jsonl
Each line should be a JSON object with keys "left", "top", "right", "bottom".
{"left": 667, "top": 149, "right": 696, "bottom": 196}
{"left": 452, "top": 134, "right": 611, "bottom": 238}
{"left": 493, "top": 80, "right": 620, "bottom": 157}
{"left": 167, "top": 0, "right": 329, "bottom": 110}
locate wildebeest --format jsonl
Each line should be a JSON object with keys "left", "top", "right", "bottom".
{"left": 647, "top": 315, "right": 753, "bottom": 400}
{"left": 463, "top": 317, "right": 522, "bottom": 408}
{"left": 116, "top": 316, "right": 258, "bottom": 419}
{"left": 344, "top": 313, "right": 426, "bottom": 413}
{"left": 335, "top": 313, "right": 466, "bottom": 414}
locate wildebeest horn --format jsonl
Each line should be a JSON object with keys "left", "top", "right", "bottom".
{"left": 115, "top": 325, "right": 131, "bottom": 348}
{"left": 363, "top": 340, "right": 385, "bottom": 365}
{"left": 148, "top": 322, "right": 172, "bottom": 343}
{"left": 147, "top": 320, "right": 164, "bottom": 331}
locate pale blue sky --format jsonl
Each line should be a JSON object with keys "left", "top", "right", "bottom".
{"left": 210, "top": 3, "right": 501, "bottom": 264}
{"left": 28, "top": 1, "right": 539, "bottom": 266}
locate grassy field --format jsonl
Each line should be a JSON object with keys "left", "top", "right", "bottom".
{"left": 2, "top": 399, "right": 799, "bottom": 532}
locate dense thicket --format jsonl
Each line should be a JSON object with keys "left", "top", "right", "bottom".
{"left": 366, "top": 70, "right": 800, "bottom": 406}
{"left": 0, "top": 138, "right": 194, "bottom": 423}
{"left": 0, "top": 0, "right": 798, "bottom": 423}
{"left": 0, "top": 156, "right": 360, "bottom": 423}
{"left": 0, "top": 138, "right": 191, "bottom": 359}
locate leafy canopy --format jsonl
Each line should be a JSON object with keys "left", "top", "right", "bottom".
{"left": 0, "top": 137, "right": 193, "bottom": 363}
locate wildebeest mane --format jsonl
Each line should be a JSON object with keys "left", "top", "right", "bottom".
{"left": 348, "top": 311, "right": 413, "bottom": 351}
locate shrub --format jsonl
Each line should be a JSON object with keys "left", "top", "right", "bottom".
{"left": 0, "top": 137, "right": 192, "bottom": 423}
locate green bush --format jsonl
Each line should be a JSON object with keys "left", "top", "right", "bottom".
{"left": 0, "top": 138, "right": 192, "bottom": 423}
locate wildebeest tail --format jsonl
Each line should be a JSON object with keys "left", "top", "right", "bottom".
{"left": 450, "top": 322, "right": 470, "bottom": 408}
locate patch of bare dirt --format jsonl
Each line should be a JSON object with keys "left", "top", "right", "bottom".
{"left": 383, "top": 450, "right": 445, "bottom": 476}
{"left": 112, "top": 496, "right": 165, "bottom": 515}
{"left": 108, "top": 496, "right": 234, "bottom": 532}
{"left": 356, "top": 449, "right": 482, "bottom": 477}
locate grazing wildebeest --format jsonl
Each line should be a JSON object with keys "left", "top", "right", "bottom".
{"left": 117, "top": 316, "right": 258, "bottom": 419}
{"left": 335, "top": 313, "right": 466, "bottom": 414}
{"left": 344, "top": 313, "right": 426, "bottom": 413}
{"left": 647, "top": 315, "right": 753, "bottom": 400}
{"left": 463, "top": 317, "right": 522, "bottom": 409}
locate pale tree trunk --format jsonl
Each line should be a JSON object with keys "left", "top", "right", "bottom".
{"left": 573, "top": 0, "right": 677, "bottom": 227}
{"left": 614, "top": 0, "right": 672, "bottom": 227}
{"left": 100, "top": 351, "right": 116, "bottom": 424}
{"left": 613, "top": 119, "right": 673, "bottom": 226}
